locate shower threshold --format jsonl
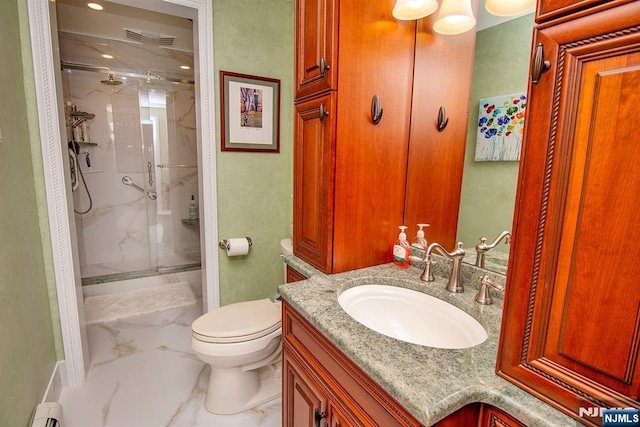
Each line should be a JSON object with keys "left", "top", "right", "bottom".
{"left": 81, "top": 263, "right": 201, "bottom": 286}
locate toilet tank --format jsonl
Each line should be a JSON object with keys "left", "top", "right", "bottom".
{"left": 280, "top": 238, "right": 293, "bottom": 281}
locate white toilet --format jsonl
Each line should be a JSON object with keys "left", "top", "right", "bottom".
{"left": 190, "top": 238, "right": 292, "bottom": 415}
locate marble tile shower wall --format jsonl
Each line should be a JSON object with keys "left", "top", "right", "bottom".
{"left": 64, "top": 72, "right": 200, "bottom": 278}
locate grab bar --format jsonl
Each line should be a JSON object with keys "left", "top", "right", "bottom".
{"left": 122, "top": 176, "right": 145, "bottom": 193}
{"left": 156, "top": 163, "right": 197, "bottom": 169}
{"left": 122, "top": 176, "right": 157, "bottom": 200}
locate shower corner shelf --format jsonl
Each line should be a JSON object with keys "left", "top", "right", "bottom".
{"left": 70, "top": 111, "right": 95, "bottom": 128}
{"left": 181, "top": 218, "right": 200, "bottom": 227}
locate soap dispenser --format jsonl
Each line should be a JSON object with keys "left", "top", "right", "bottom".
{"left": 393, "top": 226, "right": 411, "bottom": 269}
{"left": 188, "top": 195, "right": 198, "bottom": 220}
{"left": 411, "top": 223, "right": 430, "bottom": 250}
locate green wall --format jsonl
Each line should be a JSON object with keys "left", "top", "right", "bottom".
{"left": 0, "top": 0, "right": 59, "bottom": 425}
{"left": 213, "top": 0, "right": 294, "bottom": 305}
{"left": 457, "top": 14, "right": 534, "bottom": 253}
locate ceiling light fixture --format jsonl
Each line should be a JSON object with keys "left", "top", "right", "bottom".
{"left": 392, "top": 0, "right": 439, "bottom": 20}
{"left": 180, "top": 65, "right": 191, "bottom": 70}
{"left": 102, "top": 54, "right": 114, "bottom": 59}
{"left": 433, "top": 0, "right": 476, "bottom": 35}
{"left": 484, "top": 0, "right": 535, "bottom": 16}
{"left": 87, "top": 3, "right": 104, "bottom": 11}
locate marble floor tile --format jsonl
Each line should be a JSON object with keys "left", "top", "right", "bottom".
{"left": 59, "top": 302, "right": 282, "bottom": 427}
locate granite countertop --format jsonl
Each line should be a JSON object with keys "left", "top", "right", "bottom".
{"left": 278, "top": 256, "right": 576, "bottom": 427}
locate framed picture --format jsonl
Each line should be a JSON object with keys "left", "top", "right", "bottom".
{"left": 475, "top": 92, "right": 527, "bottom": 161}
{"left": 220, "top": 71, "right": 280, "bottom": 153}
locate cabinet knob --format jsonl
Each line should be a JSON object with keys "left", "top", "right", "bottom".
{"left": 320, "top": 56, "right": 330, "bottom": 77}
{"left": 319, "top": 103, "right": 329, "bottom": 123}
{"left": 437, "top": 106, "right": 449, "bottom": 132}
{"left": 531, "top": 43, "right": 551, "bottom": 85}
{"left": 371, "top": 95, "right": 383, "bottom": 125}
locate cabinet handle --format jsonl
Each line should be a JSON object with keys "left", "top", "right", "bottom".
{"left": 147, "top": 160, "right": 154, "bottom": 186}
{"left": 371, "top": 95, "right": 383, "bottom": 125}
{"left": 314, "top": 409, "right": 327, "bottom": 427}
{"left": 319, "top": 103, "right": 329, "bottom": 123}
{"left": 437, "top": 106, "right": 449, "bottom": 132}
{"left": 531, "top": 43, "right": 551, "bottom": 85}
{"left": 320, "top": 56, "right": 330, "bottom": 77}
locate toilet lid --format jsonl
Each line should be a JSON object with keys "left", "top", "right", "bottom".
{"left": 192, "top": 298, "right": 281, "bottom": 343}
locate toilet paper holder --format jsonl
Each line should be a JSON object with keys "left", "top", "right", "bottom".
{"left": 218, "top": 237, "right": 253, "bottom": 251}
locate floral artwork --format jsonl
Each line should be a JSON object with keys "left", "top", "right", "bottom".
{"left": 475, "top": 92, "right": 527, "bottom": 161}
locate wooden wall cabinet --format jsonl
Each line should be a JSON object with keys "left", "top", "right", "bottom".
{"left": 404, "top": 15, "right": 477, "bottom": 249}
{"left": 496, "top": 1, "right": 640, "bottom": 425}
{"left": 295, "top": 0, "right": 337, "bottom": 99}
{"left": 293, "top": 0, "right": 476, "bottom": 274}
{"left": 293, "top": 0, "right": 417, "bottom": 274}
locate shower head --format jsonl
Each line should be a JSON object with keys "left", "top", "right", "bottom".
{"left": 100, "top": 74, "right": 123, "bottom": 86}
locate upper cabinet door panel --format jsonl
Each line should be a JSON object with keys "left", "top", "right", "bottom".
{"left": 293, "top": 93, "right": 336, "bottom": 272}
{"left": 497, "top": 2, "right": 640, "bottom": 425}
{"left": 404, "top": 14, "right": 476, "bottom": 249}
{"left": 332, "top": 0, "right": 416, "bottom": 273}
{"left": 535, "top": 0, "right": 610, "bottom": 23}
{"left": 295, "top": 0, "right": 337, "bottom": 99}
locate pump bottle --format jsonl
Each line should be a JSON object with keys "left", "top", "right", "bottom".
{"left": 411, "top": 223, "right": 430, "bottom": 250}
{"left": 188, "top": 195, "right": 198, "bottom": 220}
{"left": 393, "top": 226, "right": 411, "bottom": 268}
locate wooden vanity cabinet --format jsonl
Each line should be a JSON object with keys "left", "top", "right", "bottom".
{"left": 496, "top": 1, "right": 640, "bottom": 425}
{"left": 479, "top": 405, "right": 525, "bottom": 427}
{"left": 293, "top": 0, "right": 416, "bottom": 274}
{"left": 282, "top": 300, "right": 422, "bottom": 427}
{"left": 286, "top": 265, "right": 308, "bottom": 283}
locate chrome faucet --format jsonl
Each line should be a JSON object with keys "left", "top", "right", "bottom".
{"left": 420, "top": 242, "right": 466, "bottom": 293}
{"left": 474, "top": 275, "right": 504, "bottom": 305}
{"left": 475, "top": 231, "right": 511, "bottom": 268}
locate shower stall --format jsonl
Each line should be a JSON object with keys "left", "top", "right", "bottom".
{"left": 61, "top": 64, "right": 201, "bottom": 285}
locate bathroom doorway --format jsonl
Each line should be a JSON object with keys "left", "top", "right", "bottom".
{"left": 59, "top": 37, "right": 201, "bottom": 284}
{"left": 27, "top": 0, "right": 219, "bottom": 386}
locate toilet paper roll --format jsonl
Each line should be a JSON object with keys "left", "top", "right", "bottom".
{"left": 226, "top": 238, "right": 250, "bottom": 256}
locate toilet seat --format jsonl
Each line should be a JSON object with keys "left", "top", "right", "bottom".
{"left": 192, "top": 298, "right": 281, "bottom": 344}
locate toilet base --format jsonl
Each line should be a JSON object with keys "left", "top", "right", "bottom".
{"left": 204, "top": 363, "right": 281, "bottom": 415}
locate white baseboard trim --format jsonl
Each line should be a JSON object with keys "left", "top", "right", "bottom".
{"left": 42, "top": 361, "right": 66, "bottom": 403}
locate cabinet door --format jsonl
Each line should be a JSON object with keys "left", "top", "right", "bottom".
{"left": 283, "top": 349, "right": 329, "bottom": 427}
{"left": 286, "top": 265, "right": 308, "bottom": 283}
{"left": 480, "top": 405, "right": 525, "bottom": 427}
{"left": 332, "top": 0, "right": 416, "bottom": 273}
{"left": 403, "top": 12, "right": 477, "bottom": 249}
{"left": 497, "top": 3, "right": 640, "bottom": 425}
{"left": 295, "top": 0, "right": 337, "bottom": 99}
{"left": 293, "top": 93, "right": 336, "bottom": 272}
{"left": 535, "top": 0, "right": 624, "bottom": 23}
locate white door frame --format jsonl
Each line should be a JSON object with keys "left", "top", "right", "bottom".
{"left": 26, "top": 0, "right": 219, "bottom": 387}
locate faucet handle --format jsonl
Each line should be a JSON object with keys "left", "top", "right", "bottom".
{"left": 419, "top": 256, "right": 436, "bottom": 282}
{"left": 474, "top": 275, "right": 504, "bottom": 305}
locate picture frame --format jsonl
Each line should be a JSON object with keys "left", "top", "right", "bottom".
{"left": 220, "top": 71, "right": 281, "bottom": 153}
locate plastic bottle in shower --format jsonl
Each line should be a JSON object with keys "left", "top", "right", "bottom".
{"left": 188, "top": 195, "right": 199, "bottom": 220}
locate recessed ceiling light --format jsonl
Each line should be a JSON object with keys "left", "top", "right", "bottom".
{"left": 87, "top": 3, "right": 104, "bottom": 11}
{"left": 102, "top": 54, "right": 114, "bottom": 59}
{"left": 180, "top": 65, "right": 191, "bottom": 70}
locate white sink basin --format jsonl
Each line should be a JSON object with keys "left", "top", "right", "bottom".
{"left": 338, "top": 285, "right": 487, "bottom": 349}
